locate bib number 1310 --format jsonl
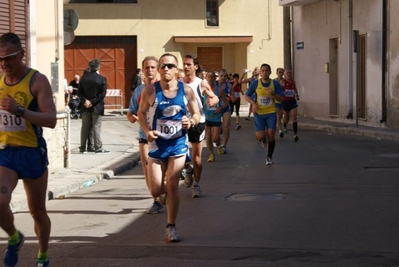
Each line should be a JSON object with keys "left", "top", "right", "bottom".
{"left": 0, "top": 111, "right": 26, "bottom": 132}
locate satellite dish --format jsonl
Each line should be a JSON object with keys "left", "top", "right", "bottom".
{"left": 64, "top": 31, "right": 75, "bottom": 45}
{"left": 64, "top": 9, "right": 79, "bottom": 32}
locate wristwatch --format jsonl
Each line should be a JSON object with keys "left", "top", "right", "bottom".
{"left": 16, "top": 105, "right": 25, "bottom": 117}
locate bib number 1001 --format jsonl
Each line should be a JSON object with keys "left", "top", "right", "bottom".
{"left": 159, "top": 125, "right": 179, "bottom": 135}
{"left": 156, "top": 119, "right": 182, "bottom": 139}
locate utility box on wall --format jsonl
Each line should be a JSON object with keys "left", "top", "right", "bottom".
{"left": 51, "top": 62, "right": 59, "bottom": 93}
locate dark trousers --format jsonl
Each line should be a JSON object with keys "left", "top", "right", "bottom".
{"left": 80, "top": 112, "right": 103, "bottom": 151}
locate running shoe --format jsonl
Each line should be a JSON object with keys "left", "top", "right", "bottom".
{"left": 36, "top": 258, "right": 50, "bottom": 267}
{"left": 192, "top": 184, "right": 202, "bottom": 198}
{"left": 265, "top": 157, "right": 273, "bottom": 165}
{"left": 217, "top": 145, "right": 224, "bottom": 155}
{"left": 260, "top": 139, "right": 267, "bottom": 148}
{"left": 146, "top": 201, "right": 163, "bottom": 214}
{"left": 180, "top": 168, "right": 186, "bottom": 180}
{"left": 159, "top": 194, "right": 167, "bottom": 206}
{"left": 245, "top": 117, "right": 250, "bottom": 121}
{"left": 294, "top": 135, "right": 299, "bottom": 142}
{"left": 279, "top": 130, "right": 284, "bottom": 138}
{"left": 184, "top": 169, "right": 194, "bottom": 188}
{"left": 165, "top": 227, "right": 180, "bottom": 242}
{"left": 207, "top": 154, "right": 215, "bottom": 162}
{"left": 222, "top": 145, "right": 228, "bottom": 154}
{"left": 3, "top": 231, "right": 25, "bottom": 267}
{"left": 283, "top": 127, "right": 288, "bottom": 134}
{"left": 236, "top": 124, "right": 241, "bottom": 130}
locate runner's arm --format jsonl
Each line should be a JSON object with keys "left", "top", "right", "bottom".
{"left": 201, "top": 80, "right": 219, "bottom": 107}
{"left": 20, "top": 72, "right": 56, "bottom": 128}
{"left": 184, "top": 85, "right": 200, "bottom": 128}
{"left": 137, "top": 85, "right": 153, "bottom": 134}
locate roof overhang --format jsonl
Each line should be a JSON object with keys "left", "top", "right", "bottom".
{"left": 279, "top": 0, "right": 322, "bottom": 6}
{"left": 174, "top": 36, "right": 253, "bottom": 43}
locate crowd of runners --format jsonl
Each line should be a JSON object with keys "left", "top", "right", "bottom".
{"left": 126, "top": 53, "right": 300, "bottom": 242}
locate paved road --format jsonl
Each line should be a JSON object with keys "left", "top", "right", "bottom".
{"left": 3, "top": 118, "right": 399, "bottom": 267}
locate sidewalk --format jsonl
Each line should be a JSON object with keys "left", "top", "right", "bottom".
{"left": 10, "top": 110, "right": 141, "bottom": 212}
{"left": 10, "top": 108, "right": 399, "bottom": 212}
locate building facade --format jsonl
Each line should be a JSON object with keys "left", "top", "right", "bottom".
{"left": 0, "top": 0, "right": 285, "bottom": 171}
{"left": 280, "top": 0, "right": 399, "bottom": 129}
{"left": 65, "top": 0, "right": 285, "bottom": 107}
{"left": 1, "top": 0, "right": 67, "bottom": 170}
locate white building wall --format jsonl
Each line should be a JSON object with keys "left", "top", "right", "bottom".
{"left": 292, "top": 0, "right": 386, "bottom": 127}
{"left": 388, "top": 1, "right": 399, "bottom": 127}
{"left": 292, "top": 1, "right": 342, "bottom": 119}
{"left": 30, "top": 0, "right": 68, "bottom": 170}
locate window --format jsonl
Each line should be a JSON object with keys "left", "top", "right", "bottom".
{"left": 69, "top": 0, "right": 137, "bottom": 3}
{"left": 206, "top": 0, "right": 219, "bottom": 27}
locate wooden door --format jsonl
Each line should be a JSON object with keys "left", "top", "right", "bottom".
{"left": 64, "top": 36, "right": 137, "bottom": 108}
{"left": 197, "top": 47, "right": 223, "bottom": 73}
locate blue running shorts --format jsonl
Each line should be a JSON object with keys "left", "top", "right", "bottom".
{"left": 149, "top": 139, "right": 188, "bottom": 163}
{"left": 254, "top": 113, "right": 277, "bottom": 132}
{"left": 0, "top": 146, "right": 48, "bottom": 179}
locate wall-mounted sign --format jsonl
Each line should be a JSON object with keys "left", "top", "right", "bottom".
{"left": 64, "top": 31, "right": 75, "bottom": 45}
{"left": 296, "top": 41, "right": 304, "bottom": 50}
{"left": 64, "top": 9, "right": 79, "bottom": 32}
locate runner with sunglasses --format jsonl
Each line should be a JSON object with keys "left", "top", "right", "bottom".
{"left": 137, "top": 53, "right": 200, "bottom": 242}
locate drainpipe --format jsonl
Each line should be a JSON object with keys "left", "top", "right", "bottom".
{"left": 283, "top": 6, "right": 292, "bottom": 70}
{"left": 380, "top": 0, "right": 388, "bottom": 123}
{"left": 65, "top": 110, "right": 71, "bottom": 168}
{"left": 346, "top": 0, "right": 353, "bottom": 119}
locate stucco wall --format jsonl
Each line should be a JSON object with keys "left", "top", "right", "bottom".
{"left": 67, "top": 0, "right": 284, "bottom": 77}
{"left": 30, "top": 0, "right": 67, "bottom": 170}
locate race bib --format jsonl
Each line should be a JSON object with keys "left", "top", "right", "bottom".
{"left": 0, "top": 110, "right": 26, "bottom": 132}
{"left": 234, "top": 92, "right": 240, "bottom": 98}
{"left": 285, "top": 89, "right": 295, "bottom": 97}
{"left": 156, "top": 119, "right": 182, "bottom": 139}
{"left": 258, "top": 96, "right": 272, "bottom": 106}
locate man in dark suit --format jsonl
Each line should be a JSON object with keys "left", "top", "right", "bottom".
{"left": 78, "top": 58, "right": 109, "bottom": 154}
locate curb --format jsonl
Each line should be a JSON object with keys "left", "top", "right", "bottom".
{"left": 48, "top": 149, "right": 141, "bottom": 200}
{"left": 10, "top": 148, "right": 141, "bottom": 213}
{"left": 299, "top": 122, "right": 399, "bottom": 142}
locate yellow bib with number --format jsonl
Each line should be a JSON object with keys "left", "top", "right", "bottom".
{"left": 0, "top": 69, "right": 39, "bottom": 147}
{"left": 255, "top": 79, "right": 276, "bottom": 115}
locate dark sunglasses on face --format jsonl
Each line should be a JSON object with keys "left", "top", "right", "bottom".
{"left": 0, "top": 51, "right": 21, "bottom": 63}
{"left": 160, "top": 63, "right": 176, "bottom": 69}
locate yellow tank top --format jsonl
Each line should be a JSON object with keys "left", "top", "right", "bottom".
{"left": 255, "top": 78, "right": 276, "bottom": 115}
{"left": 0, "top": 69, "right": 41, "bottom": 147}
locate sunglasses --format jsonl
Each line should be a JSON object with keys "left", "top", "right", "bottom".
{"left": 0, "top": 51, "right": 21, "bottom": 63}
{"left": 160, "top": 63, "right": 176, "bottom": 69}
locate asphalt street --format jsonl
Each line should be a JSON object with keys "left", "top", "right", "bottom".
{"left": 2, "top": 112, "right": 399, "bottom": 267}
